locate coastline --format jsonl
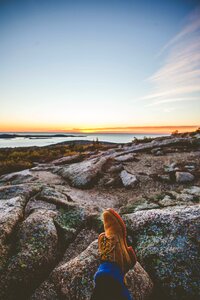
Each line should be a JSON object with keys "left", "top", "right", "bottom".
{"left": 0, "top": 132, "right": 170, "bottom": 148}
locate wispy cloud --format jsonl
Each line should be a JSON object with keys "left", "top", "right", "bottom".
{"left": 142, "top": 7, "right": 200, "bottom": 107}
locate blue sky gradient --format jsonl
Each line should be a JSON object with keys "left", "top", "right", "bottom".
{"left": 0, "top": 0, "right": 199, "bottom": 132}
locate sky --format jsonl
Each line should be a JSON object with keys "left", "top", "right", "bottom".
{"left": 0, "top": 0, "right": 200, "bottom": 133}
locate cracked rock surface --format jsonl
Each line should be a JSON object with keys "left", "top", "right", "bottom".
{"left": 0, "top": 133, "right": 200, "bottom": 300}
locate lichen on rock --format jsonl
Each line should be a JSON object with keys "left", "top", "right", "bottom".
{"left": 124, "top": 205, "right": 200, "bottom": 300}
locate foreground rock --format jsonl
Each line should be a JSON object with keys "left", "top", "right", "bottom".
{"left": 0, "top": 209, "right": 58, "bottom": 300}
{"left": 52, "top": 240, "right": 153, "bottom": 300}
{"left": 124, "top": 205, "right": 200, "bottom": 300}
{"left": 0, "top": 131, "right": 199, "bottom": 299}
{"left": 0, "top": 196, "right": 27, "bottom": 273}
{"left": 0, "top": 184, "right": 42, "bottom": 276}
{"left": 31, "top": 229, "right": 98, "bottom": 300}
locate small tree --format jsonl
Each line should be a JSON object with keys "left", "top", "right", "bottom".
{"left": 195, "top": 127, "right": 200, "bottom": 133}
{"left": 171, "top": 130, "right": 179, "bottom": 136}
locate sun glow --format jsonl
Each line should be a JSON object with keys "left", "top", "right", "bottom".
{"left": 0, "top": 124, "right": 198, "bottom": 134}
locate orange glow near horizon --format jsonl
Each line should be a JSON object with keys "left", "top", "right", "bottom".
{"left": 78, "top": 126, "right": 199, "bottom": 134}
{"left": 0, "top": 124, "right": 199, "bottom": 134}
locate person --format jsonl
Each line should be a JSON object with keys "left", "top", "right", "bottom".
{"left": 91, "top": 208, "right": 137, "bottom": 300}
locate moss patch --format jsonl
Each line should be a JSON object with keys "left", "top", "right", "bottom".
{"left": 55, "top": 207, "right": 85, "bottom": 231}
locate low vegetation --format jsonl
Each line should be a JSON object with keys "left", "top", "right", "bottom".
{"left": 0, "top": 140, "right": 113, "bottom": 176}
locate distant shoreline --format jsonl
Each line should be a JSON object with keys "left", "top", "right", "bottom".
{"left": 0, "top": 133, "right": 86, "bottom": 139}
{"left": 0, "top": 133, "right": 170, "bottom": 149}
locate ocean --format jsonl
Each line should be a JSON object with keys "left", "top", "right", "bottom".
{"left": 0, "top": 132, "right": 169, "bottom": 148}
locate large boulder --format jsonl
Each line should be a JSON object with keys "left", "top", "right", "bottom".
{"left": 52, "top": 240, "right": 153, "bottom": 300}
{"left": 0, "top": 210, "right": 58, "bottom": 300}
{"left": 31, "top": 229, "right": 98, "bottom": 300}
{"left": 0, "top": 184, "right": 43, "bottom": 275}
{"left": 124, "top": 205, "right": 200, "bottom": 300}
{"left": 0, "top": 196, "right": 26, "bottom": 244}
{"left": 0, "top": 196, "right": 27, "bottom": 273}
{"left": 58, "top": 157, "right": 109, "bottom": 188}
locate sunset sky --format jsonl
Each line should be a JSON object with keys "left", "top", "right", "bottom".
{"left": 0, "top": 0, "right": 200, "bottom": 133}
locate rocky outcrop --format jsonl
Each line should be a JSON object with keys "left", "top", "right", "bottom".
{"left": 120, "top": 185, "right": 200, "bottom": 214}
{"left": 0, "top": 210, "right": 58, "bottom": 300}
{"left": 125, "top": 262, "right": 154, "bottom": 300}
{"left": 114, "top": 136, "right": 200, "bottom": 157}
{"left": 0, "top": 184, "right": 42, "bottom": 276}
{"left": 0, "top": 132, "right": 199, "bottom": 300}
{"left": 54, "top": 134, "right": 200, "bottom": 189}
{"left": 58, "top": 157, "right": 109, "bottom": 188}
{"left": 124, "top": 205, "right": 200, "bottom": 300}
{"left": 51, "top": 240, "right": 153, "bottom": 300}
{"left": 31, "top": 229, "right": 98, "bottom": 300}
{"left": 0, "top": 196, "right": 27, "bottom": 273}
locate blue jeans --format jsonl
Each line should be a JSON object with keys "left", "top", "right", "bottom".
{"left": 91, "top": 262, "right": 132, "bottom": 300}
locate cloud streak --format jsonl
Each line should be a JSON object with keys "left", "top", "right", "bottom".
{"left": 143, "top": 7, "right": 200, "bottom": 107}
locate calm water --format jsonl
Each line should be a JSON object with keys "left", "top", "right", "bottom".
{"left": 0, "top": 132, "right": 169, "bottom": 148}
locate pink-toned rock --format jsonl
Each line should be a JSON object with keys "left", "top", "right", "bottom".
{"left": 52, "top": 240, "right": 153, "bottom": 300}
{"left": 58, "top": 157, "right": 109, "bottom": 188}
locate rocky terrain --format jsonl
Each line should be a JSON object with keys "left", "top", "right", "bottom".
{"left": 0, "top": 132, "right": 200, "bottom": 300}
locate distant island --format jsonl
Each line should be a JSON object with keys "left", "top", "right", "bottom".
{"left": 0, "top": 133, "right": 86, "bottom": 139}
